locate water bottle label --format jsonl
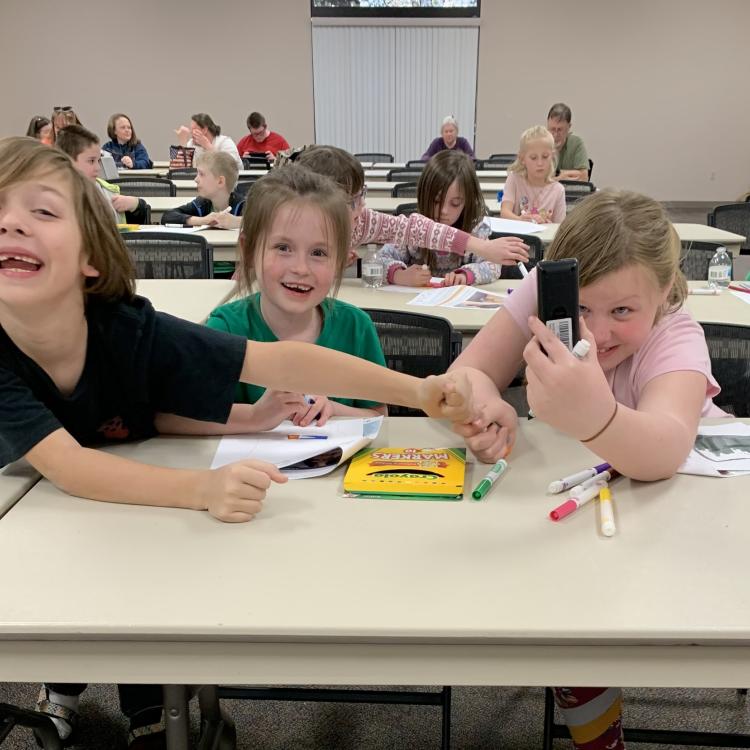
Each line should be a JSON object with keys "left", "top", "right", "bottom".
{"left": 708, "top": 267, "right": 730, "bottom": 281}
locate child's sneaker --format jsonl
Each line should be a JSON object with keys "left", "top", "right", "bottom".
{"left": 34, "top": 685, "right": 80, "bottom": 746}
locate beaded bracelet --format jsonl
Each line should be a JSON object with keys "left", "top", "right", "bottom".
{"left": 581, "top": 402, "right": 619, "bottom": 443}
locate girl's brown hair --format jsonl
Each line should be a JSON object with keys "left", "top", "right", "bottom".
{"left": 546, "top": 189, "right": 687, "bottom": 313}
{"left": 0, "top": 137, "right": 136, "bottom": 303}
{"left": 106, "top": 113, "right": 139, "bottom": 147}
{"left": 415, "top": 150, "right": 486, "bottom": 271}
{"left": 296, "top": 145, "right": 365, "bottom": 197}
{"left": 239, "top": 164, "right": 351, "bottom": 296}
{"left": 26, "top": 116, "right": 51, "bottom": 139}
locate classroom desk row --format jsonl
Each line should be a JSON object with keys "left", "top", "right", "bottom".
{"left": 1, "top": 416, "right": 748, "bottom": 750}
{"left": 121, "top": 167, "right": 507, "bottom": 182}
{"left": 168, "top": 179, "right": 506, "bottom": 199}
{"left": 170, "top": 223, "right": 747, "bottom": 259}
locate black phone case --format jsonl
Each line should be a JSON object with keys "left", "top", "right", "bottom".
{"left": 536, "top": 259, "right": 580, "bottom": 350}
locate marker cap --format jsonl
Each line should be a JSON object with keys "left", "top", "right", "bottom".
{"left": 549, "top": 499, "right": 577, "bottom": 521}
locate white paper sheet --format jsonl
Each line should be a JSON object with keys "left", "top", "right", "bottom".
{"left": 730, "top": 290, "right": 750, "bottom": 306}
{"left": 486, "top": 217, "right": 546, "bottom": 235}
{"left": 677, "top": 423, "right": 750, "bottom": 477}
{"left": 136, "top": 225, "right": 209, "bottom": 234}
{"left": 210, "top": 417, "right": 383, "bottom": 479}
{"left": 406, "top": 285, "right": 506, "bottom": 309}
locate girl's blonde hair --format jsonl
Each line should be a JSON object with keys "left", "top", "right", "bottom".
{"left": 508, "top": 125, "right": 556, "bottom": 183}
{"left": 238, "top": 164, "right": 351, "bottom": 296}
{"left": 546, "top": 189, "right": 687, "bottom": 313}
{"left": 416, "top": 150, "right": 485, "bottom": 272}
{"left": 0, "top": 137, "right": 136, "bottom": 303}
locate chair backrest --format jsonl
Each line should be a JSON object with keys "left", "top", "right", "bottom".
{"left": 235, "top": 176, "right": 262, "bottom": 199}
{"left": 700, "top": 322, "right": 750, "bottom": 417}
{"left": 405, "top": 160, "right": 427, "bottom": 169}
{"left": 122, "top": 232, "right": 213, "bottom": 279}
{"left": 489, "top": 232, "right": 543, "bottom": 277}
{"left": 167, "top": 168, "right": 197, "bottom": 181}
{"left": 395, "top": 202, "right": 419, "bottom": 217}
{"left": 391, "top": 182, "right": 418, "bottom": 198}
{"left": 559, "top": 180, "right": 595, "bottom": 197}
{"left": 486, "top": 153, "right": 516, "bottom": 166}
{"left": 355, "top": 152, "right": 394, "bottom": 163}
{"left": 362, "top": 308, "right": 462, "bottom": 416}
{"left": 387, "top": 169, "right": 424, "bottom": 182}
{"left": 679, "top": 242, "right": 731, "bottom": 281}
{"left": 241, "top": 155, "right": 270, "bottom": 170}
{"left": 109, "top": 177, "right": 176, "bottom": 198}
{"left": 707, "top": 203, "right": 750, "bottom": 251}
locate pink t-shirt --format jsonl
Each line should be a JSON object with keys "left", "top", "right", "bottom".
{"left": 502, "top": 270, "right": 725, "bottom": 416}
{"left": 503, "top": 172, "right": 566, "bottom": 224}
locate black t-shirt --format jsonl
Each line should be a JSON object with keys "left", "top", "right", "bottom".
{"left": 0, "top": 295, "right": 247, "bottom": 465}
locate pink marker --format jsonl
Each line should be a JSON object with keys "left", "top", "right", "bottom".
{"left": 549, "top": 481, "right": 607, "bottom": 521}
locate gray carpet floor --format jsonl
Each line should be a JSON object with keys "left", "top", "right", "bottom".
{"left": 2, "top": 682, "right": 749, "bottom": 749}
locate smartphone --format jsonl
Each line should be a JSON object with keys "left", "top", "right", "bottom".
{"left": 536, "top": 259, "right": 580, "bottom": 351}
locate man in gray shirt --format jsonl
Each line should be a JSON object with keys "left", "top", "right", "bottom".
{"left": 547, "top": 103, "right": 589, "bottom": 181}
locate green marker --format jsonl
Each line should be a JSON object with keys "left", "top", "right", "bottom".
{"left": 471, "top": 458, "right": 509, "bottom": 500}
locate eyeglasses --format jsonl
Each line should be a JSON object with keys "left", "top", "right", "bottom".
{"left": 53, "top": 106, "right": 74, "bottom": 112}
{"left": 349, "top": 186, "right": 367, "bottom": 210}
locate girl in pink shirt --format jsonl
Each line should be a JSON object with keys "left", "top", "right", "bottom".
{"left": 501, "top": 125, "right": 566, "bottom": 224}
{"left": 450, "top": 189, "right": 725, "bottom": 750}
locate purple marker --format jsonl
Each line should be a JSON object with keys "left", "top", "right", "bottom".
{"left": 547, "top": 462, "right": 611, "bottom": 495}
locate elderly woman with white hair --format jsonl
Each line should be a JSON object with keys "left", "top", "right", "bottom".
{"left": 421, "top": 115, "right": 475, "bottom": 160}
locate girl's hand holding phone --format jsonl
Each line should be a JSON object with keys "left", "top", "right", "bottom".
{"left": 523, "top": 316, "right": 616, "bottom": 440}
{"left": 481, "top": 236, "right": 530, "bottom": 266}
{"left": 292, "top": 395, "right": 334, "bottom": 427}
{"left": 199, "top": 459, "right": 287, "bottom": 523}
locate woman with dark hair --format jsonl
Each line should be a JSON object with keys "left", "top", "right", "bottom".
{"left": 174, "top": 112, "right": 242, "bottom": 169}
{"left": 26, "top": 115, "right": 53, "bottom": 144}
{"left": 102, "top": 113, "right": 153, "bottom": 169}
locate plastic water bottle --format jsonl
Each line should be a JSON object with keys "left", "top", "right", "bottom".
{"left": 707, "top": 246, "right": 732, "bottom": 289}
{"left": 362, "top": 246, "right": 384, "bottom": 288}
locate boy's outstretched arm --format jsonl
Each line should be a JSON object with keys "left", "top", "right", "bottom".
{"left": 240, "top": 340, "right": 475, "bottom": 422}
{"left": 26, "top": 428, "right": 286, "bottom": 523}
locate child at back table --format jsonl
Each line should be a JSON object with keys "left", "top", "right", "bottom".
{"left": 451, "top": 189, "right": 726, "bottom": 750}
{"left": 55, "top": 124, "right": 149, "bottom": 225}
{"left": 380, "top": 150, "right": 501, "bottom": 286}
{"left": 204, "top": 164, "right": 387, "bottom": 428}
{"left": 294, "top": 145, "right": 529, "bottom": 269}
{"left": 0, "top": 137, "right": 473, "bottom": 746}
{"left": 501, "top": 125, "right": 565, "bottom": 224}
{"left": 161, "top": 150, "right": 244, "bottom": 229}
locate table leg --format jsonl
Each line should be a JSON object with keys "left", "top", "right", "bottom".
{"left": 163, "top": 684, "right": 190, "bottom": 750}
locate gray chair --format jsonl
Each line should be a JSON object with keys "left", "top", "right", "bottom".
{"left": 241, "top": 155, "right": 270, "bottom": 170}
{"left": 700, "top": 322, "right": 750, "bottom": 417}
{"left": 167, "top": 168, "right": 197, "bottom": 181}
{"left": 109, "top": 177, "right": 176, "bottom": 197}
{"left": 489, "top": 231, "right": 543, "bottom": 277}
{"left": 406, "top": 159, "right": 427, "bottom": 169}
{"left": 485, "top": 153, "right": 516, "bottom": 166}
{"left": 354, "top": 152, "right": 393, "bottom": 163}
{"left": 708, "top": 203, "right": 750, "bottom": 252}
{"left": 391, "top": 182, "right": 418, "bottom": 198}
{"left": 395, "top": 202, "right": 419, "bottom": 216}
{"left": 0, "top": 703, "right": 62, "bottom": 749}
{"left": 559, "top": 180, "right": 595, "bottom": 210}
{"left": 235, "top": 176, "right": 262, "bottom": 200}
{"left": 680, "top": 242, "right": 732, "bottom": 281}
{"left": 121, "top": 232, "right": 213, "bottom": 279}
{"left": 363, "top": 308, "right": 462, "bottom": 417}
{"left": 387, "top": 168, "right": 424, "bottom": 182}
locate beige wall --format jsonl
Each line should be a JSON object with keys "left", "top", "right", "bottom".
{"left": 0, "top": 0, "right": 315, "bottom": 163}
{"left": 476, "top": 0, "right": 750, "bottom": 201}
{"left": 2, "top": 0, "right": 748, "bottom": 201}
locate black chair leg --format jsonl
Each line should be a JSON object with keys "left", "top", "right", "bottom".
{"left": 0, "top": 703, "right": 62, "bottom": 750}
{"left": 197, "top": 686, "right": 236, "bottom": 750}
{"left": 542, "top": 687, "right": 555, "bottom": 750}
{"left": 440, "top": 686, "right": 451, "bottom": 750}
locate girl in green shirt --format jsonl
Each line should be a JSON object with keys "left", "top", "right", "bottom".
{"left": 206, "top": 165, "right": 388, "bottom": 429}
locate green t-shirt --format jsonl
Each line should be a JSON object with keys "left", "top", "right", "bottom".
{"left": 205, "top": 292, "right": 386, "bottom": 408}
{"left": 555, "top": 133, "right": 589, "bottom": 172}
